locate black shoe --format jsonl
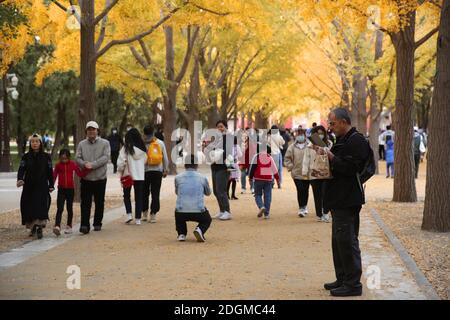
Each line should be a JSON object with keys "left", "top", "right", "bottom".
{"left": 80, "top": 226, "right": 90, "bottom": 234}
{"left": 93, "top": 225, "right": 102, "bottom": 231}
{"left": 231, "top": 196, "right": 239, "bottom": 200}
{"left": 324, "top": 280, "right": 343, "bottom": 290}
{"left": 36, "top": 226, "right": 43, "bottom": 239}
{"left": 330, "top": 285, "right": 362, "bottom": 297}
{"left": 29, "top": 225, "right": 38, "bottom": 237}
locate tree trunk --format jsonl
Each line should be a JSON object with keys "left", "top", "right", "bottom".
{"left": 422, "top": 0, "right": 450, "bottom": 232}
{"left": 163, "top": 25, "right": 178, "bottom": 175}
{"left": 77, "top": 0, "right": 96, "bottom": 145}
{"left": 0, "top": 74, "right": 12, "bottom": 172}
{"left": 391, "top": 10, "right": 417, "bottom": 202}
{"left": 118, "top": 103, "right": 131, "bottom": 136}
{"left": 74, "top": 0, "right": 96, "bottom": 202}
{"left": 255, "top": 111, "right": 269, "bottom": 129}
{"left": 51, "top": 101, "right": 63, "bottom": 159}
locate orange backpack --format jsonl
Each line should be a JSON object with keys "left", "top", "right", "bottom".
{"left": 147, "top": 138, "right": 163, "bottom": 165}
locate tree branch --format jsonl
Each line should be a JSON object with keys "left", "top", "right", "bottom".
{"left": 95, "top": 0, "right": 110, "bottom": 52}
{"left": 50, "top": 0, "right": 67, "bottom": 12}
{"left": 96, "top": 5, "right": 182, "bottom": 60}
{"left": 175, "top": 26, "right": 200, "bottom": 85}
{"left": 129, "top": 45, "right": 149, "bottom": 69}
{"left": 94, "top": 0, "right": 119, "bottom": 26}
{"left": 415, "top": 26, "right": 439, "bottom": 49}
{"left": 189, "top": 2, "right": 231, "bottom": 16}
{"left": 139, "top": 39, "right": 152, "bottom": 66}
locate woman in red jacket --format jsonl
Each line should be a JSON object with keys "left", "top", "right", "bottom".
{"left": 53, "top": 149, "right": 90, "bottom": 235}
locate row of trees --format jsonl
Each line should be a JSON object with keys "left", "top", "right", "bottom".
{"left": 0, "top": 0, "right": 448, "bottom": 231}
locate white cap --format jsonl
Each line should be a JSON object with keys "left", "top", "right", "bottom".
{"left": 86, "top": 121, "right": 99, "bottom": 129}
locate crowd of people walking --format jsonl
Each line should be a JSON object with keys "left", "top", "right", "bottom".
{"left": 16, "top": 107, "right": 384, "bottom": 297}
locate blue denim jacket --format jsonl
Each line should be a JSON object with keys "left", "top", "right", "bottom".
{"left": 175, "top": 169, "right": 211, "bottom": 213}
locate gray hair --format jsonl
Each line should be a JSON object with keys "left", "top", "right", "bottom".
{"left": 331, "top": 108, "right": 351, "bottom": 125}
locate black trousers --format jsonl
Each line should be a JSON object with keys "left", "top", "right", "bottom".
{"left": 294, "top": 179, "right": 310, "bottom": 208}
{"left": 111, "top": 151, "right": 119, "bottom": 173}
{"left": 414, "top": 154, "right": 421, "bottom": 179}
{"left": 331, "top": 206, "right": 362, "bottom": 288}
{"left": 80, "top": 179, "right": 107, "bottom": 230}
{"left": 175, "top": 210, "right": 212, "bottom": 236}
{"left": 123, "top": 180, "right": 144, "bottom": 219}
{"left": 310, "top": 180, "right": 329, "bottom": 217}
{"left": 378, "top": 145, "right": 385, "bottom": 161}
{"left": 55, "top": 188, "right": 74, "bottom": 227}
{"left": 143, "top": 171, "right": 163, "bottom": 214}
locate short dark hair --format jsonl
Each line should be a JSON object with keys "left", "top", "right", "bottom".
{"left": 386, "top": 125, "right": 391, "bottom": 130}
{"left": 144, "top": 124, "right": 155, "bottom": 136}
{"left": 312, "top": 122, "right": 317, "bottom": 127}
{"left": 271, "top": 125, "right": 279, "bottom": 130}
{"left": 184, "top": 154, "right": 198, "bottom": 169}
{"left": 216, "top": 120, "right": 228, "bottom": 128}
{"left": 59, "top": 148, "right": 71, "bottom": 158}
{"left": 331, "top": 108, "right": 351, "bottom": 125}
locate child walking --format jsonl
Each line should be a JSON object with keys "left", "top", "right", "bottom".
{"left": 249, "top": 146, "right": 280, "bottom": 219}
{"left": 53, "top": 149, "right": 90, "bottom": 236}
{"left": 386, "top": 139, "right": 394, "bottom": 178}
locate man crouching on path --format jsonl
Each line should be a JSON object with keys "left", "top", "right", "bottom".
{"left": 174, "top": 154, "right": 212, "bottom": 242}
{"left": 316, "top": 108, "right": 370, "bottom": 297}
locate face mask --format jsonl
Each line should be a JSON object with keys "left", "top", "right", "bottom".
{"left": 112, "top": 130, "right": 117, "bottom": 134}
{"left": 296, "top": 136, "right": 306, "bottom": 143}
{"left": 319, "top": 134, "right": 325, "bottom": 140}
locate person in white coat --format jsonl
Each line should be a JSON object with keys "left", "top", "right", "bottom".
{"left": 268, "top": 125, "right": 286, "bottom": 188}
{"left": 117, "top": 128, "right": 148, "bottom": 225}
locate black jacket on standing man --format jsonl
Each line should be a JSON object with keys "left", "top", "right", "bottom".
{"left": 324, "top": 127, "right": 370, "bottom": 210}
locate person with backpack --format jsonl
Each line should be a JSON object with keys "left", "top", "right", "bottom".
{"left": 316, "top": 108, "right": 371, "bottom": 297}
{"left": 117, "top": 128, "right": 148, "bottom": 225}
{"left": 142, "top": 124, "right": 169, "bottom": 223}
{"left": 249, "top": 146, "right": 280, "bottom": 219}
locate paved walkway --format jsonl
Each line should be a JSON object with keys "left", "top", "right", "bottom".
{"left": 0, "top": 166, "right": 429, "bottom": 299}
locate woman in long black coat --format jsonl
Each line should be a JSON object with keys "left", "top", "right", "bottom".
{"left": 17, "top": 134, "right": 54, "bottom": 239}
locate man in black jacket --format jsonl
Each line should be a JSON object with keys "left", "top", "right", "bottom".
{"left": 107, "top": 128, "right": 123, "bottom": 174}
{"left": 317, "top": 108, "right": 369, "bottom": 297}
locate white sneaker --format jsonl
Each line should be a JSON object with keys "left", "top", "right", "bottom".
{"left": 251, "top": 189, "right": 255, "bottom": 194}
{"left": 64, "top": 226, "right": 73, "bottom": 234}
{"left": 135, "top": 219, "right": 141, "bottom": 225}
{"left": 150, "top": 214, "right": 156, "bottom": 223}
{"left": 303, "top": 207, "right": 309, "bottom": 215}
{"left": 219, "top": 211, "right": 232, "bottom": 220}
{"left": 125, "top": 214, "right": 133, "bottom": 224}
{"left": 214, "top": 212, "right": 225, "bottom": 219}
{"left": 177, "top": 234, "right": 186, "bottom": 241}
{"left": 241, "top": 189, "right": 246, "bottom": 194}
{"left": 321, "top": 213, "right": 331, "bottom": 223}
{"left": 142, "top": 210, "right": 148, "bottom": 221}
{"left": 193, "top": 227, "right": 206, "bottom": 242}
{"left": 264, "top": 214, "right": 270, "bottom": 220}
{"left": 298, "top": 209, "right": 306, "bottom": 218}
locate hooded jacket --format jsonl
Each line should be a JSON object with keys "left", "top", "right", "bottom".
{"left": 117, "top": 146, "right": 148, "bottom": 181}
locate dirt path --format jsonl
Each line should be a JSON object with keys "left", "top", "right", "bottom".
{"left": 0, "top": 167, "right": 378, "bottom": 300}
{"left": 0, "top": 163, "right": 437, "bottom": 300}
